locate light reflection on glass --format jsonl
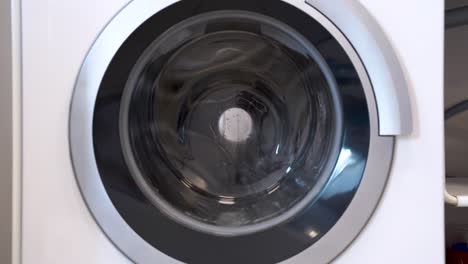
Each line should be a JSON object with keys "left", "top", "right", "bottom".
{"left": 332, "top": 148, "right": 353, "bottom": 179}
{"left": 322, "top": 148, "right": 363, "bottom": 200}
{"left": 218, "top": 197, "right": 236, "bottom": 205}
{"left": 308, "top": 230, "right": 318, "bottom": 238}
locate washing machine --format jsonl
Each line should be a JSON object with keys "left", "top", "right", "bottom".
{"left": 11, "top": 0, "right": 445, "bottom": 263}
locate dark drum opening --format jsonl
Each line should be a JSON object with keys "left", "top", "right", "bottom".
{"left": 119, "top": 11, "right": 342, "bottom": 236}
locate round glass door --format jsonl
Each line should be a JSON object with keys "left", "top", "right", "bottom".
{"left": 119, "top": 11, "right": 342, "bottom": 236}
{"left": 71, "top": 0, "right": 395, "bottom": 263}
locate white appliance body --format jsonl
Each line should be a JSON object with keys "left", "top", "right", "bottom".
{"left": 19, "top": 0, "right": 445, "bottom": 263}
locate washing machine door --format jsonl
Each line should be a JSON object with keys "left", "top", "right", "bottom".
{"left": 70, "top": 0, "right": 411, "bottom": 263}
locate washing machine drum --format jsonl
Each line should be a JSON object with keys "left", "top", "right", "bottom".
{"left": 71, "top": 0, "right": 396, "bottom": 263}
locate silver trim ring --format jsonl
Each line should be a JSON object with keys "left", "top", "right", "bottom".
{"left": 70, "top": 0, "right": 397, "bottom": 263}
{"left": 306, "top": 0, "right": 412, "bottom": 136}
